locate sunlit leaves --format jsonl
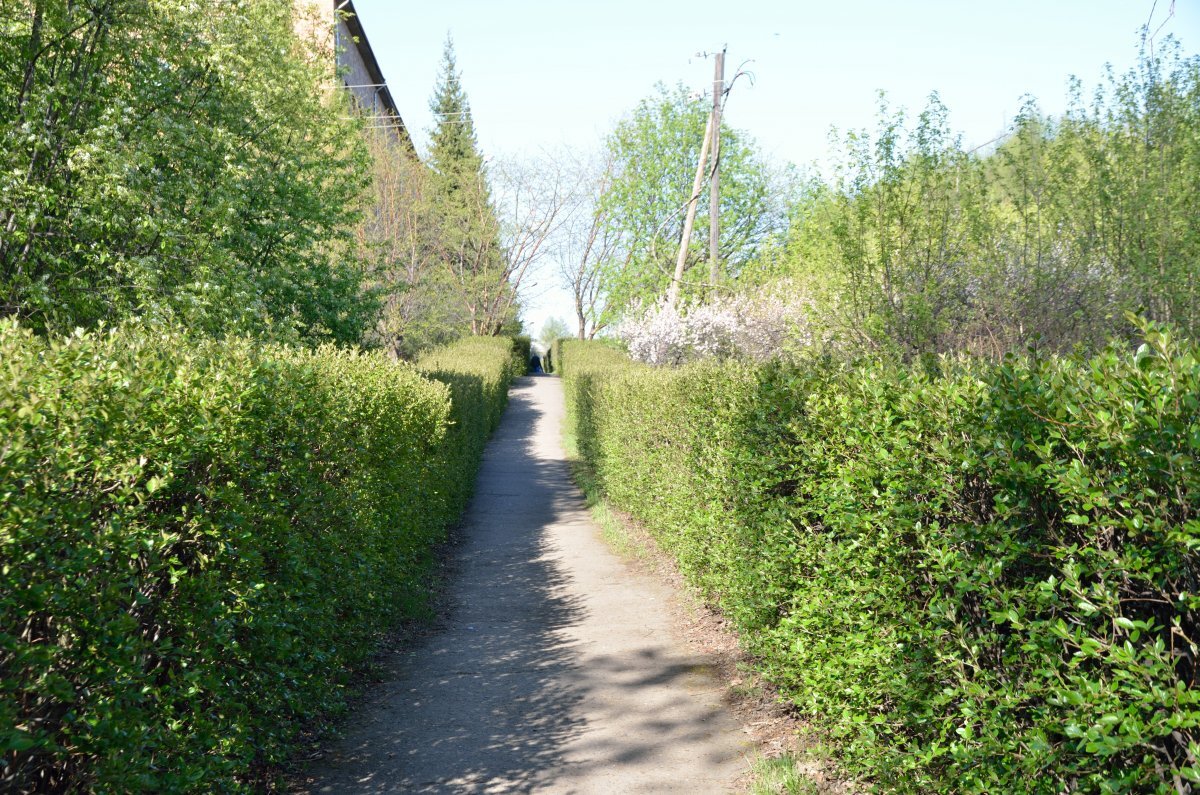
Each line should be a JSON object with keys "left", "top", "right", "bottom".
{"left": 776, "top": 42, "right": 1200, "bottom": 358}
{"left": 598, "top": 83, "right": 786, "bottom": 314}
{"left": 0, "top": 0, "right": 371, "bottom": 342}
{"left": 1, "top": 322, "right": 521, "bottom": 790}
{"left": 559, "top": 318, "right": 1200, "bottom": 791}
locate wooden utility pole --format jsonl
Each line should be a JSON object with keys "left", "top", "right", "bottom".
{"left": 708, "top": 48, "right": 725, "bottom": 287}
{"left": 667, "top": 111, "right": 714, "bottom": 309}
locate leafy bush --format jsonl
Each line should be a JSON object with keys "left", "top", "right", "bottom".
{"left": 559, "top": 322, "right": 1200, "bottom": 792}
{"left": 1, "top": 324, "right": 519, "bottom": 791}
{"left": 556, "top": 339, "right": 640, "bottom": 462}
{"left": 773, "top": 44, "right": 1200, "bottom": 357}
{"left": 550, "top": 337, "right": 567, "bottom": 375}
{"left": 513, "top": 336, "right": 533, "bottom": 373}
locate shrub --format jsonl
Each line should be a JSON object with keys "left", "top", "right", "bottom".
{"left": 0, "top": 1, "right": 373, "bottom": 343}
{"left": 550, "top": 337, "right": 566, "bottom": 376}
{"left": 556, "top": 339, "right": 640, "bottom": 462}
{"left": 1, "top": 324, "right": 519, "bottom": 791}
{"left": 560, "top": 322, "right": 1200, "bottom": 792}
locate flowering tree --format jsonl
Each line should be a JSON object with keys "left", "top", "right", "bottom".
{"left": 617, "top": 287, "right": 813, "bottom": 366}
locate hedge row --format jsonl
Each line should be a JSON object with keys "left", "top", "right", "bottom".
{"left": 1, "top": 325, "right": 521, "bottom": 792}
{"left": 416, "top": 336, "right": 528, "bottom": 511}
{"left": 513, "top": 335, "right": 532, "bottom": 372}
{"left": 558, "top": 324, "right": 1200, "bottom": 793}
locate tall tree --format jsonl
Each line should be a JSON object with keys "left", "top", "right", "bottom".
{"left": 557, "top": 150, "right": 620, "bottom": 339}
{"left": 538, "top": 316, "right": 570, "bottom": 349}
{"left": 425, "top": 36, "right": 511, "bottom": 335}
{"left": 356, "top": 128, "right": 467, "bottom": 358}
{"left": 491, "top": 152, "right": 580, "bottom": 338}
{"left": 598, "top": 83, "right": 786, "bottom": 316}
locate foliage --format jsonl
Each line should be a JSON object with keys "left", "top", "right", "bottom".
{"left": 777, "top": 41, "right": 1200, "bottom": 358}
{"left": 358, "top": 129, "right": 471, "bottom": 358}
{"left": 0, "top": 0, "right": 373, "bottom": 343}
{"left": 425, "top": 37, "right": 514, "bottom": 337}
{"left": 538, "top": 316, "right": 570, "bottom": 351}
{"left": 598, "top": 83, "right": 787, "bottom": 316}
{"left": 558, "top": 321, "right": 1200, "bottom": 792}
{"left": 415, "top": 335, "right": 525, "bottom": 512}
{"left": 511, "top": 334, "right": 532, "bottom": 372}
{"left": 1, "top": 323, "right": 521, "bottom": 791}
{"left": 362, "top": 41, "right": 562, "bottom": 359}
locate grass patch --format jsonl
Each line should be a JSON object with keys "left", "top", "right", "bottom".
{"left": 590, "top": 500, "right": 655, "bottom": 563}
{"left": 748, "top": 753, "right": 823, "bottom": 795}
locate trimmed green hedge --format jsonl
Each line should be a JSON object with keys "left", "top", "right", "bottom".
{"left": 556, "top": 339, "right": 636, "bottom": 459}
{"left": 558, "top": 326, "right": 1200, "bottom": 792}
{"left": 416, "top": 336, "right": 527, "bottom": 512}
{"left": 1, "top": 324, "right": 520, "bottom": 791}
{"left": 513, "top": 335, "right": 532, "bottom": 373}
{"left": 544, "top": 336, "right": 570, "bottom": 374}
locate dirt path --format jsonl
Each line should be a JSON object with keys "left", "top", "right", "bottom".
{"left": 295, "top": 375, "right": 751, "bottom": 794}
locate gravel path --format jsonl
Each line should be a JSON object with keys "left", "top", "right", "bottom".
{"left": 297, "top": 375, "right": 751, "bottom": 794}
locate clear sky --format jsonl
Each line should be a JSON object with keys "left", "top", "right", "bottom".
{"left": 351, "top": 0, "right": 1198, "bottom": 336}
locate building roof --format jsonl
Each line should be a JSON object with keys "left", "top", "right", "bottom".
{"left": 339, "top": 0, "right": 414, "bottom": 151}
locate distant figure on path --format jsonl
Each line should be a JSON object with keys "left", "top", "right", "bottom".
{"left": 529, "top": 354, "right": 543, "bottom": 374}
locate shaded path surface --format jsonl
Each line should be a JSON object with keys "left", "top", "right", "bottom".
{"left": 299, "top": 376, "right": 749, "bottom": 794}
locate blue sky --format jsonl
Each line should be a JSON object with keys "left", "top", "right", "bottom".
{"left": 351, "top": 0, "right": 1198, "bottom": 335}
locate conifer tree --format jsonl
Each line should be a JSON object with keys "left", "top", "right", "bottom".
{"left": 426, "top": 37, "right": 511, "bottom": 335}
{"left": 428, "top": 37, "right": 486, "bottom": 190}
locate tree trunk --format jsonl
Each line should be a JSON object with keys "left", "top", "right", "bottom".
{"left": 667, "top": 111, "right": 714, "bottom": 309}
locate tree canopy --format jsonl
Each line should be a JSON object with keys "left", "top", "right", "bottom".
{"left": 0, "top": 0, "right": 373, "bottom": 343}
{"left": 597, "top": 83, "right": 787, "bottom": 315}
{"left": 425, "top": 36, "right": 515, "bottom": 337}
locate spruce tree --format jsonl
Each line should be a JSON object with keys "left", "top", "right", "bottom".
{"left": 426, "top": 36, "right": 508, "bottom": 335}
{"left": 428, "top": 37, "right": 485, "bottom": 189}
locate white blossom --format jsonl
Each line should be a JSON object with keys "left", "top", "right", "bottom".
{"left": 617, "top": 286, "right": 813, "bottom": 366}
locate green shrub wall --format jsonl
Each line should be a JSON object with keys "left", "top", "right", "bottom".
{"left": 557, "top": 329, "right": 1200, "bottom": 793}
{"left": 416, "top": 336, "right": 527, "bottom": 513}
{"left": 1, "top": 325, "right": 520, "bottom": 791}
{"left": 513, "top": 336, "right": 532, "bottom": 373}
{"left": 544, "top": 336, "right": 570, "bottom": 374}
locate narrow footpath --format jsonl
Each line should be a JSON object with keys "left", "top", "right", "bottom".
{"left": 298, "top": 375, "right": 750, "bottom": 794}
